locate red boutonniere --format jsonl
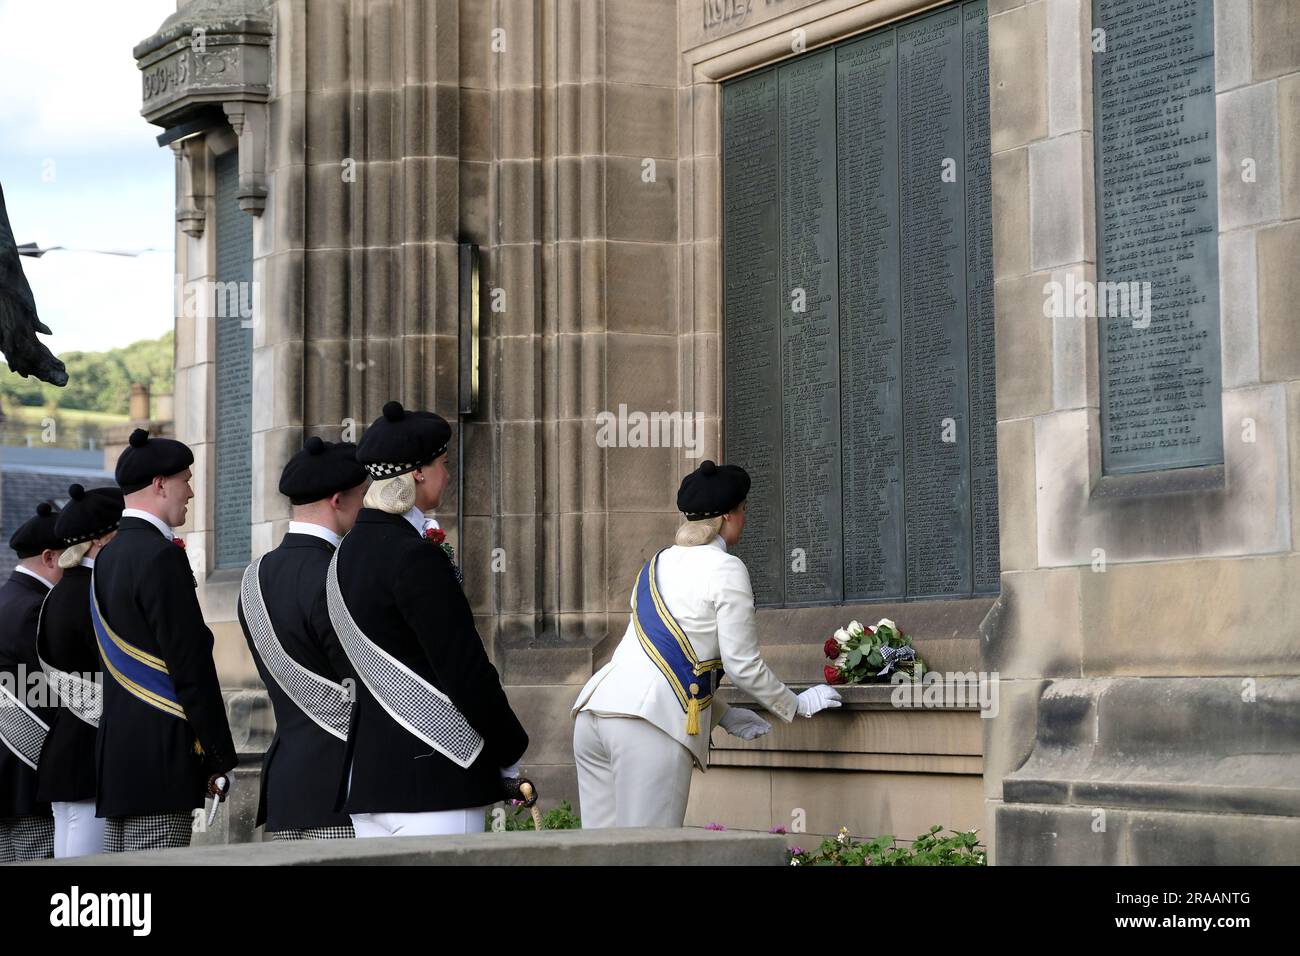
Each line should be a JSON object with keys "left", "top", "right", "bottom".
{"left": 173, "top": 537, "right": 187, "bottom": 550}
{"left": 424, "top": 527, "right": 446, "bottom": 545}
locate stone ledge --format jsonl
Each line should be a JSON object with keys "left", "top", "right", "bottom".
{"left": 25, "top": 828, "right": 789, "bottom": 867}
{"left": 708, "top": 749, "right": 983, "bottom": 774}
{"left": 717, "top": 681, "right": 985, "bottom": 710}
{"left": 996, "top": 801, "right": 1300, "bottom": 865}
{"left": 1003, "top": 677, "right": 1300, "bottom": 818}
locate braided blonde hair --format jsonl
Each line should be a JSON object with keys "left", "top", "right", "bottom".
{"left": 674, "top": 515, "right": 724, "bottom": 547}
{"left": 363, "top": 471, "right": 417, "bottom": 514}
{"left": 57, "top": 540, "right": 91, "bottom": 569}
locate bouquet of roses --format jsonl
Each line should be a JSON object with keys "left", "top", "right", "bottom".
{"left": 822, "top": 618, "right": 924, "bottom": 685}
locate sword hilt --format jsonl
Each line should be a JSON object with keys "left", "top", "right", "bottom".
{"left": 520, "top": 782, "right": 543, "bottom": 831}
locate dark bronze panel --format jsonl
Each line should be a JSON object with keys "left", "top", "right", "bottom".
{"left": 779, "top": 48, "right": 842, "bottom": 605}
{"left": 722, "top": 0, "right": 998, "bottom": 606}
{"left": 899, "top": 6, "right": 973, "bottom": 598}
{"left": 723, "top": 68, "right": 784, "bottom": 606}
{"left": 837, "top": 29, "right": 905, "bottom": 602}
{"left": 214, "top": 149, "right": 253, "bottom": 570}
{"left": 1094, "top": 0, "right": 1223, "bottom": 474}
{"left": 964, "top": 1, "right": 999, "bottom": 594}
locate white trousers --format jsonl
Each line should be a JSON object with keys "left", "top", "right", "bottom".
{"left": 351, "top": 808, "right": 488, "bottom": 838}
{"left": 573, "top": 711, "right": 694, "bottom": 828}
{"left": 52, "top": 800, "right": 108, "bottom": 858}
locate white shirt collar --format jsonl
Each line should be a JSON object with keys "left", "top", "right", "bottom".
{"left": 14, "top": 565, "right": 55, "bottom": 590}
{"left": 402, "top": 506, "right": 430, "bottom": 537}
{"left": 121, "top": 508, "right": 174, "bottom": 541}
{"left": 80, "top": 556, "right": 95, "bottom": 569}
{"left": 288, "top": 521, "right": 342, "bottom": 549}
{"left": 710, "top": 534, "right": 728, "bottom": 552}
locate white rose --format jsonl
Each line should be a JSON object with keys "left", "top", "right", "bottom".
{"left": 847, "top": 620, "right": 865, "bottom": 638}
{"left": 833, "top": 628, "right": 851, "bottom": 646}
{"left": 833, "top": 653, "right": 849, "bottom": 670}
{"left": 877, "top": 618, "right": 896, "bottom": 630}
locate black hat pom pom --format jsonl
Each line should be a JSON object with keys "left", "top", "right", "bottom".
{"left": 129, "top": 428, "right": 150, "bottom": 448}
{"left": 382, "top": 401, "right": 405, "bottom": 422}
{"left": 701, "top": 460, "right": 717, "bottom": 476}
{"left": 305, "top": 436, "right": 326, "bottom": 455}
{"left": 68, "top": 483, "right": 86, "bottom": 501}
{"left": 36, "top": 502, "right": 53, "bottom": 517}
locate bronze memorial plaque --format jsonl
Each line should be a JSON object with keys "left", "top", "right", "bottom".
{"left": 723, "top": 0, "right": 997, "bottom": 606}
{"left": 1094, "top": 0, "right": 1223, "bottom": 475}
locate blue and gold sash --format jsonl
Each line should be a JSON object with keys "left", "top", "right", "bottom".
{"left": 633, "top": 550, "right": 724, "bottom": 736}
{"left": 89, "top": 573, "right": 191, "bottom": 730}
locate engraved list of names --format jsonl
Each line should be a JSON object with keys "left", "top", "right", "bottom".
{"left": 723, "top": 0, "right": 997, "bottom": 606}
{"left": 1094, "top": 0, "right": 1223, "bottom": 474}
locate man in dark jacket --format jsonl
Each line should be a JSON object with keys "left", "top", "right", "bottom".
{"left": 92, "top": 428, "right": 237, "bottom": 852}
{"left": 237, "top": 436, "right": 367, "bottom": 839}
{"left": 0, "top": 502, "right": 63, "bottom": 861}
{"left": 331, "top": 401, "right": 529, "bottom": 836}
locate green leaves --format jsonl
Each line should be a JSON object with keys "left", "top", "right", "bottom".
{"left": 788, "top": 825, "right": 987, "bottom": 867}
{"left": 489, "top": 799, "right": 582, "bottom": 831}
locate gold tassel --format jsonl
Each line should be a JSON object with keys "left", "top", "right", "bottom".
{"left": 193, "top": 739, "right": 204, "bottom": 756}
{"left": 686, "top": 682, "right": 701, "bottom": 736}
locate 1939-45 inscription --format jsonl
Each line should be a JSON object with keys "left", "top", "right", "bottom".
{"left": 723, "top": 0, "right": 996, "bottom": 606}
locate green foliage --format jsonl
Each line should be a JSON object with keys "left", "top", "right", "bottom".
{"left": 0, "top": 331, "right": 174, "bottom": 416}
{"left": 789, "top": 825, "right": 986, "bottom": 866}
{"left": 488, "top": 800, "right": 582, "bottom": 832}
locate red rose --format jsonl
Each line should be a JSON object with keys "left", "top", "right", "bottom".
{"left": 823, "top": 665, "right": 844, "bottom": 686}
{"left": 172, "top": 537, "right": 186, "bottom": 550}
{"left": 823, "top": 637, "right": 840, "bottom": 659}
{"left": 424, "top": 527, "right": 446, "bottom": 544}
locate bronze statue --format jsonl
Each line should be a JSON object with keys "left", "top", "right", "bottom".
{"left": 0, "top": 182, "right": 67, "bottom": 386}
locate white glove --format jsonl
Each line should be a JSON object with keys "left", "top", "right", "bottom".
{"left": 718, "top": 707, "right": 772, "bottom": 740}
{"left": 796, "top": 684, "right": 843, "bottom": 718}
{"left": 499, "top": 763, "right": 520, "bottom": 779}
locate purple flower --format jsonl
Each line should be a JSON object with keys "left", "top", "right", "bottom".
{"left": 704, "top": 822, "right": 727, "bottom": 831}
{"left": 768, "top": 825, "right": 788, "bottom": 834}
{"left": 789, "top": 846, "right": 805, "bottom": 856}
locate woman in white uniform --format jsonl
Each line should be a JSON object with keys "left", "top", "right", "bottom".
{"left": 572, "top": 460, "right": 842, "bottom": 828}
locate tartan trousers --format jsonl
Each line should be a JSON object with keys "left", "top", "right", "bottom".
{"left": 0, "top": 814, "right": 55, "bottom": 863}
{"left": 103, "top": 812, "right": 194, "bottom": 853}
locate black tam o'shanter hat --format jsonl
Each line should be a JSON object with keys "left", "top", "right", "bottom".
{"left": 53, "top": 484, "right": 125, "bottom": 547}
{"left": 356, "top": 401, "right": 451, "bottom": 480}
{"left": 114, "top": 428, "right": 194, "bottom": 495}
{"left": 10, "top": 500, "right": 62, "bottom": 557}
{"left": 278, "top": 436, "right": 369, "bottom": 505}
{"left": 676, "top": 460, "right": 751, "bottom": 520}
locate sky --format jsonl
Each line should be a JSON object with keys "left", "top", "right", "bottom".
{"left": 0, "top": 0, "right": 178, "bottom": 355}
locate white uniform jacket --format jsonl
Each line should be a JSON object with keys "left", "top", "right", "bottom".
{"left": 572, "top": 536, "right": 799, "bottom": 769}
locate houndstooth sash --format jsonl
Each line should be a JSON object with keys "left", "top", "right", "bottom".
{"left": 36, "top": 593, "right": 102, "bottom": 729}
{"left": 325, "top": 550, "right": 484, "bottom": 768}
{"left": 241, "top": 557, "right": 352, "bottom": 742}
{"left": 0, "top": 670, "right": 49, "bottom": 771}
